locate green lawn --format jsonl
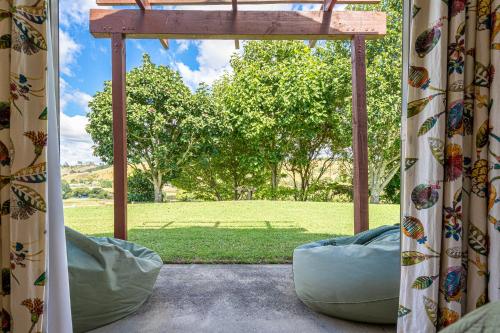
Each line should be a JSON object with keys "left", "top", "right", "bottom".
{"left": 65, "top": 200, "right": 400, "bottom": 264}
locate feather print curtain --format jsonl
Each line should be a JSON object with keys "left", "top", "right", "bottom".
{"left": 399, "top": 0, "right": 500, "bottom": 331}
{"left": 0, "top": 0, "right": 47, "bottom": 332}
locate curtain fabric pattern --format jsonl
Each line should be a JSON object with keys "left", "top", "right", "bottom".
{"left": 399, "top": 0, "right": 500, "bottom": 332}
{"left": 0, "top": 0, "right": 47, "bottom": 332}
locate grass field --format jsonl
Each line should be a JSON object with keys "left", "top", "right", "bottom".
{"left": 65, "top": 201, "right": 400, "bottom": 264}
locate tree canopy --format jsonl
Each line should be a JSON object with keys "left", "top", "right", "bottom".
{"left": 87, "top": 54, "right": 203, "bottom": 202}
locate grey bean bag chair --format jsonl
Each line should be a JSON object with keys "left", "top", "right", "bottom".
{"left": 66, "top": 227, "right": 163, "bottom": 332}
{"left": 293, "top": 225, "right": 400, "bottom": 324}
{"left": 440, "top": 301, "right": 500, "bottom": 333}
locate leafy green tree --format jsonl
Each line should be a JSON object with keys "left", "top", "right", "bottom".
{"left": 128, "top": 170, "right": 155, "bottom": 202}
{"left": 172, "top": 82, "right": 266, "bottom": 200}
{"left": 318, "top": 0, "right": 402, "bottom": 203}
{"left": 220, "top": 41, "right": 350, "bottom": 200}
{"left": 87, "top": 54, "right": 201, "bottom": 202}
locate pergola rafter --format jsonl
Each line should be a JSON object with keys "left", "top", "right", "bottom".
{"left": 88, "top": 2, "right": 385, "bottom": 240}
{"left": 232, "top": 0, "right": 239, "bottom": 49}
{"left": 309, "top": 0, "right": 337, "bottom": 48}
{"left": 133, "top": 0, "right": 170, "bottom": 49}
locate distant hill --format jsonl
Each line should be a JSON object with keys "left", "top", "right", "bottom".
{"left": 62, "top": 163, "right": 114, "bottom": 184}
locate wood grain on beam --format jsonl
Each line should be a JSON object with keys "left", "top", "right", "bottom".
{"left": 351, "top": 35, "right": 369, "bottom": 234}
{"left": 90, "top": 10, "right": 386, "bottom": 40}
{"left": 111, "top": 33, "right": 128, "bottom": 240}
{"left": 97, "top": 0, "right": 379, "bottom": 5}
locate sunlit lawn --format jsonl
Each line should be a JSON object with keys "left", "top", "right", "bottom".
{"left": 65, "top": 200, "right": 400, "bottom": 264}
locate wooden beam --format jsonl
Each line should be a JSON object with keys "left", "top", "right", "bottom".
{"left": 160, "top": 38, "right": 169, "bottom": 49}
{"left": 133, "top": 0, "right": 171, "bottom": 51}
{"left": 309, "top": 0, "right": 336, "bottom": 48}
{"left": 135, "top": 0, "right": 151, "bottom": 9}
{"left": 90, "top": 10, "right": 386, "bottom": 40}
{"left": 323, "top": 0, "right": 337, "bottom": 11}
{"left": 97, "top": 0, "right": 379, "bottom": 5}
{"left": 111, "top": 33, "right": 128, "bottom": 240}
{"left": 232, "top": 0, "right": 239, "bottom": 49}
{"left": 351, "top": 35, "right": 369, "bottom": 234}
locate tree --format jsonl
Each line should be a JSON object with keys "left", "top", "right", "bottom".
{"left": 87, "top": 54, "right": 200, "bottom": 202}
{"left": 172, "top": 82, "right": 266, "bottom": 200}
{"left": 318, "top": 0, "right": 402, "bottom": 203}
{"left": 220, "top": 41, "right": 350, "bottom": 200}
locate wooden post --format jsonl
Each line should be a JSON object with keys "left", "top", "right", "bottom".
{"left": 112, "top": 33, "right": 128, "bottom": 240}
{"left": 351, "top": 35, "right": 369, "bottom": 234}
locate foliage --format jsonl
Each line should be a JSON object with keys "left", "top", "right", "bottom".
{"left": 224, "top": 41, "right": 351, "bottom": 200}
{"left": 128, "top": 169, "right": 155, "bottom": 202}
{"left": 171, "top": 83, "right": 266, "bottom": 200}
{"left": 307, "top": 181, "right": 353, "bottom": 203}
{"left": 316, "top": 0, "right": 402, "bottom": 203}
{"left": 69, "top": 187, "right": 110, "bottom": 199}
{"left": 87, "top": 54, "right": 201, "bottom": 202}
{"left": 61, "top": 180, "right": 72, "bottom": 199}
{"left": 98, "top": 179, "right": 113, "bottom": 189}
{"left": 382, "top": 169, "right": 401, "bottom": 204}
{"left": 176, "top": 41, "right": 352, "bottom": 200}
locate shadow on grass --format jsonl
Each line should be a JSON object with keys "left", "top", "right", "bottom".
{"left": 87, "top": 225, "right": 346, "bottom": 264}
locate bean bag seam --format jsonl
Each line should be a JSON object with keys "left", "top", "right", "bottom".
{"left": 299, "top": 296, "right": 399, "bottom": 305}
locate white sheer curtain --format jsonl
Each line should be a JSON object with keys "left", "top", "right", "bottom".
{"left": 45, "top": 0, "right": 73, "bottom": 331}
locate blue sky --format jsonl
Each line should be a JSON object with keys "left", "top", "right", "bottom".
{"left": 58, "top": 1, "right": 321, "bottom": 164}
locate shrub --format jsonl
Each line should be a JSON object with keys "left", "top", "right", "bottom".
{"left": 98, "top": 179, "right": 113, "bottom": 188}
{"left": 254, "top": 186, "right": 297, "bottom": 201}
{"left": 175, "top": 189, "right": 196, "bottom": 202}
{"left": 307, "top": 181, "right": 353, "bottom": 203}
{"left": 61, "top": 180, "right": 72, "bottom": 199}
{"left": 381, "top": 171, "right": 400, "bottom": 204}
{"left": 128, "top": 170, "right": 155, "bottom": 202}
{"left": 70, "top": 187, "right": 110, "bottom": 199}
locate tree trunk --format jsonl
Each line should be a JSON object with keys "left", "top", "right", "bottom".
{"left": 370, "top": 189, "right": 381, "bottom": 204}
{"left": 233, "top": 174, "right": 239, "bottom": 201}
{"left": 152, "top": 172, "right": 163, "bottom": 203}
{"left": 271, "top": 164, "right": 279, "bottom": 190}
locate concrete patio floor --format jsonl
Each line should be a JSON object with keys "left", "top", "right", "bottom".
{"left": 90, "top": 265, "right": 396, "bottom": 333}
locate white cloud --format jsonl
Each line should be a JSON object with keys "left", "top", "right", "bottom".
{"left": 59, "top": 79, "right": 98, "bottom": 164}
{"left": 59, "top": 112, "right": 99, "bottom": 164}
{"left": 132, "top": 40, "right": 146, "bottom": 53}
{"left": 59, "top": 29, "right": 82, "bottom": 76}
{"left": 175, "top": 40, "right": 240, "bottom": 89}
{"left": 176, "top": 40, "right": 190, "bottom": 54}
{"left": 59, "top": 0, "right": 106, "bottom": 27}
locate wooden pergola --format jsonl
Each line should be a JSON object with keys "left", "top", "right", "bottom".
{"left": 89, "top": 0, "right": 386, "bottom": 240}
